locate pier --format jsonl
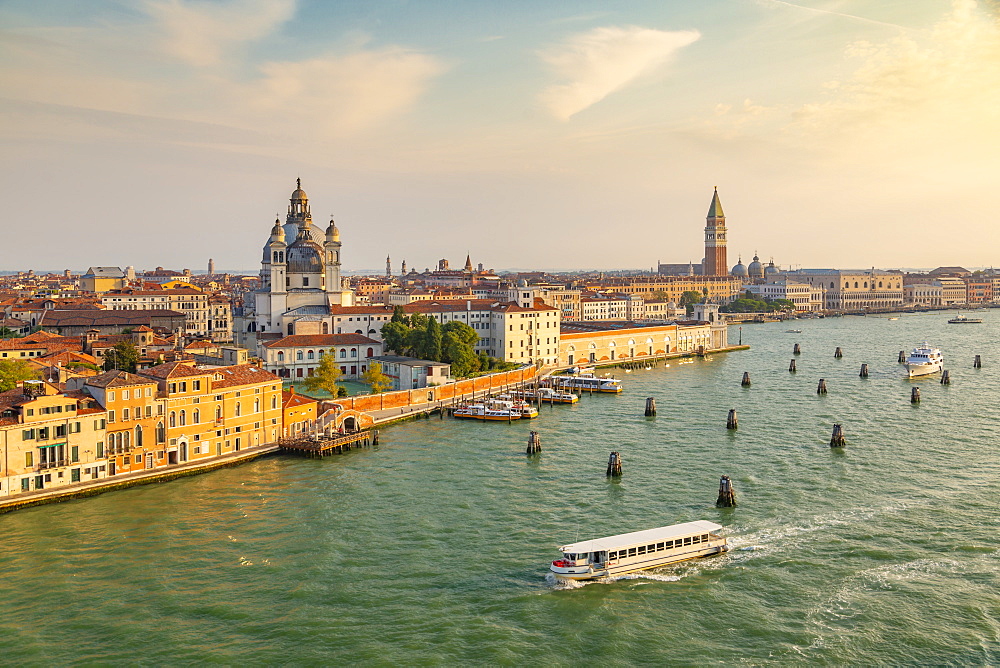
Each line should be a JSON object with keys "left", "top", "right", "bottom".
{"left": 278, "top": 430, "right": 379, "bottom": 457}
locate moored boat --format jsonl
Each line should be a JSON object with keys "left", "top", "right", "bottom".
{"left": 510, "top": 387, "right": 579, "bottom": 404}
{"left": 453, "top": 403, "right": 521, "bottom": 421}
{"left": 905, "top": 343, "right": 943, "bottom": 378}
{"left": 552, "top": 373, "right": 623, "bottom": 394}
{"left": 549, "top": 520, "right": 728, "bottom": 581}
{"left": 489, "top": 398, "right": 538, "bottom": 419}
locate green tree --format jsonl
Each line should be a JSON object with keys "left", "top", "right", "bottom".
{"left": 103, "top": 341, "right": 139, "bottom": 372}
{"left": 441, "top": 321, "right": 481, "bottom": 377}
{"left": 66, "top": 361, "right": 102, "bottom": 372}
{"left": 679, "top": 290, "right": 703, "bottom": 309}
{"left": 391, "top": 305, "right": 409, "bottom": 326}
{"left": 361, "top": 362, "right": 393, "bottom": 393}
{"left": 381, "top": 321, "right": 411, "bottom": 354}
{"left": 423, "top": 317, "right": 443, "bottom": 361}
{"left": 0, "top": 326, "right": 16, "bottom": 338}
{"left": 302, "top": 353, "right": 343, "bottom": 396}
{"left": 0, "top": 359, "right": 38, "bottom": 392}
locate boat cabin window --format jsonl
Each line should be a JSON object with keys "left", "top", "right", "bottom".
{"left": 684, "top": 537, "right": 692, "bottom": 546}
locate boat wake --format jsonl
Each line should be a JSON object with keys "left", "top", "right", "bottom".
{"left": 545, "top": 567, "right": 692, "bottom": 590}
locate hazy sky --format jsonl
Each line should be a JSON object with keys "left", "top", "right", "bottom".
{"left": 1, "top": 0, "right": 998, "bottom": 273}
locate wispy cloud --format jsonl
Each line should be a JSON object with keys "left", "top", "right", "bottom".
{"left": 250, "top": 47, "right": 449, "bottom": 135}
{"left": 753, "top": 0, "right": 910, "bottom": 30}
{"left": 145, "top": 0, "right": 296, "bottom": 66}
{"left": 539, "top": 25, "right": 700, "bottom": 120}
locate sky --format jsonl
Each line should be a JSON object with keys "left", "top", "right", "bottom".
{"left": 1, "top": 0, "right": 999, "bottom": 273}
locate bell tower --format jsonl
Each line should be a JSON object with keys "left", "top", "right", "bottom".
{"left": 703, "top": 187, "right": 727, "bottom": 277}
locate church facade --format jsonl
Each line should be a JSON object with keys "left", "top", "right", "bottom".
{"left": 235, "top": 180, "right": 355, "bottom": 355}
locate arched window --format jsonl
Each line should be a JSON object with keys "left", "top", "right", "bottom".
{"left": 296, "top": 351, "right": 303, "bottom": 360}
{"left": 215, "top": 406, "right": 222, "bottom": 422}
{"left": 854, "top": 282, "right": 859, "bottom": 288}
{"left": 135, "top": 425, "right": 143, "bottom": 449}
{"left": 322, "top": 322, "right": 329, "bottom": 334}
{"left": 254, "top": 399, "right": 260, "bottom": 413}
{"left": 235, "top": 402, "right": 241, "bottom": 417}
{"left": 340, "top": 349, "right": 347, "bottom": 359}
{"left": 193, "top": 409, "right": 200, "bottom": 424}
{"left": 879, "top": 281, "right": 883, "bottom": 288}
{"left": 287, "top": 323, "right": 294, "bottom": 335}
{"left": 123, "top": 430, "right": 130, "bottom": 448}
{"left": 169, "top": 411, "right": 176, "bottom": 428}
{"left": 350, "top": 348, "right": 357, "bottom": 358}
{"left": 156, "top": 421, "right": 165, "bottom": 443}
{"left": 271, "top": 396, "right": 277, "bottom": 410}
{"left": 367, "top": 347, "right": 374, "bottom": 357}
{"left": 180, "top": 410, "right": 186, "bottom": 426}
{"left": 277, "top": 351, "right": 284, "bottom": 362}
{"left": 864, "top": 282, "right": 868, "bottom": 288}
{"left": 307, "top": 350, "right": 315, "bottom": 360}
{"left": 830, "top": 282, "right": 835, "bottom": 289}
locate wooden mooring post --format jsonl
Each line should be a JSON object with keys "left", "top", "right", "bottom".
{"left": 789, "top": 359, "right": 797, "bottom": 373}
{"left": 716, "top": 475, "right": 737, "bottom": 507}
{"left": 606, "top": 451, "right": 622, "bottom": 477}
{"left": 793, "top": 343, "right": 801, "bottom": 355}
{"left": 727, "top": 409, "right": 738, "bottom": 430}
{"left": 898, "top": 350, "right": 906, "bottom": 363}
{"left": 911, "top": 387, "right": 920, "bottom": 404}
{"left": 834, "top": 347, "right": 843, "bottom": 359}
{"left": 817, "top": 378, "right": 827, "bottom": 394}
{"left": 526, "top": 431, "right": 541, "bottom": 455}
{"left": 941, "top": 369, "right": 951, "bottom": 385}
{"left": 860, "top": 363, "right": 869, "bottom": 378}
{"left": 741, "top": 372, "right": 751, "bottom": 387}
{"left": 830, "top": 423, "right": 846, "bottom": 447}
{"left": 645, "top": 397, "right": 656, "bottom": 417}
{"left": 974, "top": 354, "right": 982, "bottom": 368}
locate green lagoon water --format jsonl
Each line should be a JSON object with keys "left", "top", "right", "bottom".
{"left": 2, "top": 311, "right": 999, "bottom": 664}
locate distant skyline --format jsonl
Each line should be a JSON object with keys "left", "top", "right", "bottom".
{"left": 2, "top": 0, "right": 998, "bottom": 272}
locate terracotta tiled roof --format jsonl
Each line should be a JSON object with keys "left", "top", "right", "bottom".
{"left": 39, "top": 309, "right": 186, "bottom": 328}
{"left": 282, "top": 390, "right": 318, "bottom": 408}
{"left": 85, "top": 369, "right": 156, "bottom": 388}
{"left": 328, "top": 305, "right": 395, "bottom": 315}
{"left": 263, "top": 334, "right": 379, "bottom": 348}
{"left": 402, "top": 300, "right": 557, "bottom": 314}
{"left": 139, "top": 360, "right": 207, "bottom": 380}
{"left": 209, "top": 364, "right": 279, "bottom": 389}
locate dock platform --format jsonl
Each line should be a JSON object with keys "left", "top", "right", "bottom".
{"left": 277, "top": 430, "right": 379, "bottom": 457}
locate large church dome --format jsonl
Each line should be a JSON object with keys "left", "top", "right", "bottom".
{"left": 731, "top": 257, "right": 748, "bottom": 278}
{"left": 747, "top": 254, "right": 764, "bottom": 279}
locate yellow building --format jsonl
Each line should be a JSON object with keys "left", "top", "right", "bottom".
{"left": 558, "top": 321, "right": 718, "bottom": 367}
{"left": 0, "top": 380, "right": 108, "bottom": 495}
{"left": 140, "top": 361, "right": 283, "bottom": 461}
{"left": 80, "top": 267, "right": 126, "bottom": 293}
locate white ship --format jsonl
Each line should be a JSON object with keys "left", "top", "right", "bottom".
{"left": 905, "top": 343, "right": 943, "bottom": 378}
{"left": 549, "top": 520, "right": 728, "bottom": 581}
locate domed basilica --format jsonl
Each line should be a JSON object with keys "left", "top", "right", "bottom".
{"left": 236, "top": 180, "right": 355, "bottom": 349}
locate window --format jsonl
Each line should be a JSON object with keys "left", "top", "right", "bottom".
{"left": 123, "top": 408, "right": 130, "bottom": 421}
{"left": 109, "top": 391, "right": 116, "bottom": 402}
{"left": 25, "top": 452, "right": 32, "bottom": 467}
{"left": 108, "top": 410, "right": 116, "bottom": 423}
{"left": 339, "top": 350, "right": 346, "bottom": 359}
{"left": 193, "top": 380, "right": 201, "bottom": 391}
{"left": 307, "top": 350, "right": 314, "bottom": 360}
{"left": 180, "top": 410, "right": 186, "bottom": 426}
{"left": 97, "top": 442, "right": 104, "bottom": 458}
{"left": 22, "top": 429, "right": 35, "bottom": 441}
{"left": 235, "top": 402, "right": 241, "bottom": 417}
{"left": 254, "top": 399, "right": 259, "bottom": 413}
{"left": 169, "top": 411, "right": 176, "bottom": 428}
{"left": 123, "top": 389, "right": 130, "bottom": 401}
{"left": 277, "top": 351, "right": 284, "bottom": 362}
{"left": 71, "top": 446, "right": 79, "bottom": 463}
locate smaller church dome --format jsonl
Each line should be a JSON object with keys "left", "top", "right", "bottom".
{"left": 764, "top": 259, "right": 778, "bottom": 277}
{"left": 731, "top": 257, "right": 748, "bottom": 278}
{"left": 286, "top": 235, "right": 324, "bottom": 274}
{"left": 748, "top": 254, "right": 764, "bottom": 279}
{"left": 326, "top": 218, "right": 340, "bottom": 243}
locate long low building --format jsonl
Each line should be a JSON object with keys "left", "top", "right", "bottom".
{"left": 558, "top": 312, "right": 726, "bottom": 368}
{"left": 260, "top": 333, "right": 383, "bottom": 379}
{"left": 39, "top": 309, "right": 187, "bottom": 336}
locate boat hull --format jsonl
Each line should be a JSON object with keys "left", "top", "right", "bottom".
{"left": 906, "top": 362, "right": 942, "bottom": 378}
{"left": 550, "top": 544, "right": 728, "bottom": 581}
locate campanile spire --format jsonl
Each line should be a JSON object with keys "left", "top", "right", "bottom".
{"left": 703, "top": 187, "right": 728, "bottom": 276}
